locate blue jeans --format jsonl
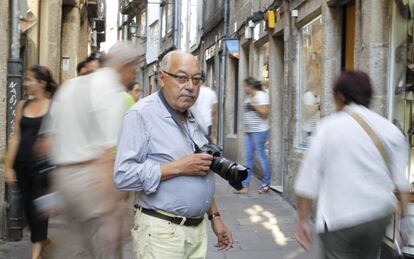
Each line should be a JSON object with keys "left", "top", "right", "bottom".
{"left": 242, "top": 130, "right": 271, "bottom": 188}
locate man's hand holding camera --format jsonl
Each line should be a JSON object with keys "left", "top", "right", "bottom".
{"left": 161, "top": 153, "right": 213, "bottom": 180}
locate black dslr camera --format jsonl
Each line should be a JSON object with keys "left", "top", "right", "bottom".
{"left": 196, "top": 143, "right": 248, "bottom": 190}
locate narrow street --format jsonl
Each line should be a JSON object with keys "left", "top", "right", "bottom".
{"left": 0, "top": 176, "right": 321, "bottom": 259}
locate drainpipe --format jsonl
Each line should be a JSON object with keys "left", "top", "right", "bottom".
{"left": 6, "top": 0, "right": 24, "bottom": 241}
{"left": 218, "top": 0, "right": 230, "bottom": 147}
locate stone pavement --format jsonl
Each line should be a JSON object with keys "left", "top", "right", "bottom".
{"left": 0, "top": 176, "right": 321, "bottom": 259}
{"left": 207, "top": 177, "right": 321, "bottom": 259}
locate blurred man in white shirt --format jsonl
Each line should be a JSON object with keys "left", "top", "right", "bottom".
{"left": 190, "top": 72, "right": 218, "bottom": 138}
{"left": 47, "top": 41, "right": 139, "bottom": 259}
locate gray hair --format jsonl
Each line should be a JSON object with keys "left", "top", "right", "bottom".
{"left": 159, "top": 50, "right": 194, "bottom": 71}
{"left": 104, "top": 41, "right": 140, "bottom": 67}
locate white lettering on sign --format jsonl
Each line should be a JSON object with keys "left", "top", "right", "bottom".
{"left": 8, "top": 81, "right": 18, "bottom": 135}
{"left": 205, "top": 44, "right": 216, "bottom": 61}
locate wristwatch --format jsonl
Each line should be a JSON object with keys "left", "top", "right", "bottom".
{"left": 208, "top": 212, "right": 221, "bottom": 221}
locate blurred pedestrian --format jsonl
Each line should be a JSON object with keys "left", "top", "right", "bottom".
{"left": 84, "top": 51, "right": 104, "bottom": 74}
{"left": 47, "top": 41, "right": 138, "bottom": 259}
{"left": 128, "top": 81, "right": 142, "bottom": 102}
{"left": 76, "top": 60, "right": 89, "bottom": 76}
{"left": 76, "top": 51, "right": 105, "bottom": 76}
{"left": 190, "top": 72, "right": 218, "bottom": 138}
{"left": 122, "top": 81, "right": 141, "bottom": 110}
{"left": 237, "top": 77, "right": 271, "bottom": 194}
{"left": 114, "top": 50, "right": 233, "bottom": 259}
{"left": 294, "top": 70, "right": 411, "bottom": 259}
{"left": 4, "top": 65, "right": 57, "bottom": 259}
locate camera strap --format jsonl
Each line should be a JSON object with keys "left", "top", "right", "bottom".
{"left": 158, "top": 90, "right": 201, "bottom": 152}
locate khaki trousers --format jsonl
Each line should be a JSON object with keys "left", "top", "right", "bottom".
{"left": 131, "top": 210, "right": 208, "bottom": 259}
{"left": 53, "top": 165, "right": 131, "bottom": 259}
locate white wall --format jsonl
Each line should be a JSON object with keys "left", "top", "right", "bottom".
{"left": 101, "top": 0, "right": 118, "bottom": 52}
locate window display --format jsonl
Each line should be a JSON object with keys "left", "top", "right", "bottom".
{"left": 297, "top": 16, "right": 322, "bottom": 148}
{"left": 390, "top": 1, "right": 414, "bottom": 190}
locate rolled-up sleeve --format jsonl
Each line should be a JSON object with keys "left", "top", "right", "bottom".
{"left": 114, "top": 110, "right": 161, "bottom": 193}
{"left": 294, "top": 126, "right": 324, "bottom": 199}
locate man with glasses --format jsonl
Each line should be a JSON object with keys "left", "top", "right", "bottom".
{"left": 114, "top": 50, "right": 233, "bottom": 259}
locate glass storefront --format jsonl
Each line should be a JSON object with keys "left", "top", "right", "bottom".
{"left": 297, "top": 16, "right": 323, "bottom": 148}
{"left": 388, "top": 3, "right": 414, "bottom": 254}
{"left": 389, "top": 2, "right": 414, "bottom": 190}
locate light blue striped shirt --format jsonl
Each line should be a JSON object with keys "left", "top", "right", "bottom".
{"left": 113, "top": 92, "right": 215, "bottom": 218}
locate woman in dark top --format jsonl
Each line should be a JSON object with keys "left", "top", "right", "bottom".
{"left": 5, "top": 65, "right": 57, "bottom": 259}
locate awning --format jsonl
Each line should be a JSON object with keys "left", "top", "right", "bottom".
{"left": 225, "top": 39, "right": 240, "bottom": 59}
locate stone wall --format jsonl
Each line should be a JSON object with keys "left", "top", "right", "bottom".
{"left": 0, "top": 0, "right": 9, "bottom": 238}
{"left": 39, "top": 0, "right": 63, "bottom": 82}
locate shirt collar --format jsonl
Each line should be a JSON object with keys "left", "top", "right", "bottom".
{"left": 343, "top": 103, "right": 367, "bottom": 113}
{"left": 155, "top": 91, "right": 195, "bottom": 123}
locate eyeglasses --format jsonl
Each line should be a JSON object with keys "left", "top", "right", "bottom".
{"left": 162, "top": 70, "right": 203, "bottom": 85}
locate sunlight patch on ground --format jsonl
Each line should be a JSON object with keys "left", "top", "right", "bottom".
{"left": 244, "top": 204, "right": 288, "bottom": 246}
{"left": 285, "top": 248, "right": 306, "bottom": 259}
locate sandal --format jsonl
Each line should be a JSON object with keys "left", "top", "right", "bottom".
{"left": 258, "top": 185, "right": 270, "bottom": 194}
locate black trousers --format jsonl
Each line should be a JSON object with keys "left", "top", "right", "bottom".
{"left": 14, "top": 161, "right": 49, "bottom": 243}
{"left": 320, "top": 214, "right": 392, "bottom": 259}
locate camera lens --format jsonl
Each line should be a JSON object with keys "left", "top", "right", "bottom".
{"left": 197, "top": 144, "right": 248, "bottom": 190}
{"left": 211, "top": 157, "right": 248, "bottom": 190}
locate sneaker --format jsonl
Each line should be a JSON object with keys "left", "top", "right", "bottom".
{"left": 258, "top": 185, "right": 270, "bottom": 194}
{"left": 233, "top": 187, "right": 249, "bottom": 194}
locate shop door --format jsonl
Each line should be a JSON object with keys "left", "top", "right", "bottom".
{"left": 342, "top": 0, "right": 355, "bottom": 70}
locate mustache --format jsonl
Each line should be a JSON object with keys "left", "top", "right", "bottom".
{"left": 179, "top": 90, "right": 196, "bottom": 97}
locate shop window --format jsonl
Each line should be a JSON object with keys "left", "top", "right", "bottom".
{"left": 389, "top": 1, "right": 414, "bottom": 189}
{"left": 297, "top": 16, "right": 323, "bottom": 148}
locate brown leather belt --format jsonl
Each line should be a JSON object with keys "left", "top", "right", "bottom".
{"left": 135, "top": 205, "right": 204, "bottom": 227}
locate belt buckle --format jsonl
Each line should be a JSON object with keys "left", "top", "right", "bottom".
{"left": 179, "top": 216, "right": 187, "bottom": 226}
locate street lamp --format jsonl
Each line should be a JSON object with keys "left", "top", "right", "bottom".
{"left": 129, "top": 20, "right": 137, "bottom": 35}
{"left": 129, "top": 20, "right": 146, "bottom": 40}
